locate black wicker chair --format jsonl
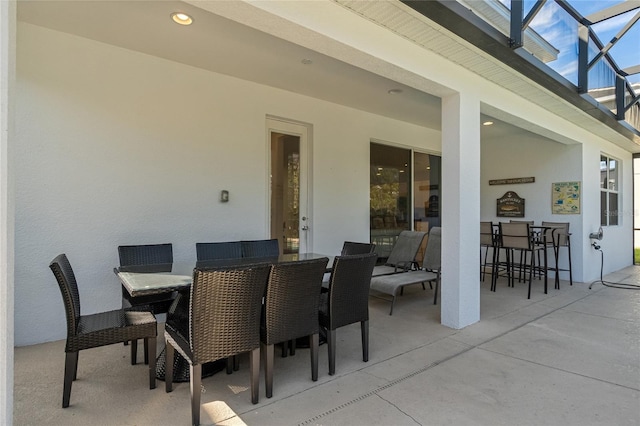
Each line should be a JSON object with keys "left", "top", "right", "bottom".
{"left": 195, "top": 240, "right": 244, "bottom": 374}
{"left": 241, "top": 239, "right": 279, "bottom": 258}
{"left": 195, "top": 241, "right": 242, "bottom": 261}
{"left": 49, "top": 254, "right": 157, "bottom": 408}
{"left": 117, "top": 243, "right": 176, "bottom": 314}
{"left": 341, "top": 241, "right": 376, "bottom": 255}
{"left": 261, "top": 258, "right": 328, "bottom": 398}
{"left": 319, "top": 253, "right": 377, "bottom": 375}
{"left": 164, "top": 264, "right": 271, "bottom": 426}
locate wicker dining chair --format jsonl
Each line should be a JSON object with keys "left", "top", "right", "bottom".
{"left": 319, "top": 253, "right": 378, "bottom": 375}
{"left": 241, "top": 238, "right": 280, "bottom": 258}
{"left": 261, "top": 257, "right": 329, "bottom": 398}
{"left": 341, "top": 241, "right": 376, "bottom": 255}
{"left": 164, "top": 264, "right": 271, "bottom": 426}
{"left": 117, "top": 243, "right": 176, "bottom": 314}
{"left": 49, "top": 254, "right": 157, "bottom": 408}
{"left": 195, "top": 241, "right": 242, "bottom": 261}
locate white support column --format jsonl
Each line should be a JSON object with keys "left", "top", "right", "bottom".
{"left": 440, "top": 92, "right": 481, "bottom": 329}
{"left": 0, "top": 1, "right": 15, "bottom": 424}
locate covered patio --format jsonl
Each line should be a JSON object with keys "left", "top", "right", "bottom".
{"left": 14, "top": 271, "right": 640, "bottom": 425}
{"left": 3, "top": 1, "right": 640, "bottom": 423}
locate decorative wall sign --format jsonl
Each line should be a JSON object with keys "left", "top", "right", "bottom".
{"left": 497, "top": 191, "right": 525, "bottom": 217}
{"left": 489, "top": 177, "right": 535, "bottom": 185}
{"left": 552, "top": 181, "right": 581, "bottom": 214}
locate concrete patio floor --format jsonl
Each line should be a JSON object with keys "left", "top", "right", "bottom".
{"left": 14, "top": 267, "right": 640, "bottom": 425}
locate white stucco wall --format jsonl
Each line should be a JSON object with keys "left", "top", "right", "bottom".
{"left": 481, "top": 135, "right": 585, "bottom": 281}
{"left": 481, "top": 131, "right": 633, "bottom": 283}
{"left": 14, "top": 23, "right": 439, "bottom": 346}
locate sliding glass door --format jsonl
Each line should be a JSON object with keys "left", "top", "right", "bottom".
{"left": 370, "top": 142, "right": 441, "bottom": 261}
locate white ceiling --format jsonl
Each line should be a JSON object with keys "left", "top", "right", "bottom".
{"left": 15, "top": 0, "right": 602, "bottom": 145}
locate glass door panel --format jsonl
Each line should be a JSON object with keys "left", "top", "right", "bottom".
{"left": 370, "top": 143, "right": 411, "bottom": 261}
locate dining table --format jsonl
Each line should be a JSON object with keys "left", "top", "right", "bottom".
{"left": 114, "top": 252, "right": 334, "bottom": 382}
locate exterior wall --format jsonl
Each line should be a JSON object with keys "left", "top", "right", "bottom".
{"left": 581, "top": 138, "right": 633, "bottom": 278}
{"left": 14, "top": 23, "right": 438, "bottom": 345}
{"left": 0, "top": 1, "right": 15, "bottom": 423}
{"left": 482, "top": 131, "right": 633, "bottom": 283}
{"left": 481, "top": 135, "right": 584, "bottom": 281}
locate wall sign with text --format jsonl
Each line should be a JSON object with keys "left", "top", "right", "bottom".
{"left": 552, "top": 181, "right": 580, "bottom": 214}
{"left": 497, "top": 191, "right": 525, "bottom": 217}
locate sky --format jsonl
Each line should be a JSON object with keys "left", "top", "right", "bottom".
{"left": 501, "top": 0, "right": 639, "bottom": 86}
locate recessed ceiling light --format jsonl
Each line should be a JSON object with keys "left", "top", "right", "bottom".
{"left": 301, "top": 59, "right": 313, "bottom": 65}
{"left": 483, "top": 121, "right": 494, "bottom": 126}
{"left": 388, "top": 89, "right": 403, "bottom": 95}
{"left": 171, "top": 12, "right": 193, "bottom": 26}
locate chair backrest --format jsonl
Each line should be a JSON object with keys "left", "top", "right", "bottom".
{"left": 541, "top": 221, "right": 570, "bottom": 246}
{"left": 241, "top": 239, "right": 279, "bottom": 258}
{"left": 189, "top": 264, "right": 271, "bottom": 364}
{"left": 509, "top": 220, "right": 534, "bottom": 225}
{"left": 480, "top": 222, "right": 494, "bottom": 246}
{"left": 499, "top": 222, "right": 532, "bottom": 250}
{"left": 118, "top": 243, "right": 173, "bottom": 266}
{"left": 386, "top": 231, "right": 426, "bottom": 267}
{"left": 262, "top": 258, "right": 329, "bottom": 344}
{"left": 341, "top": 241, "right": 376, "bottom": 256}
{"left": 195, "top": 241, "right": 242, "bottom": 261}
{"left": 422, "top": 227, "right": 441, "bottom": 271}
{"left": 325, "top": 253, "right": 378, "bottom": 330}
{"left": 49, "top": 254, "right": 81, "bottom": 338}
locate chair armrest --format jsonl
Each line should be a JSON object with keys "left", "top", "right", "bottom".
{"left": 393, "top": 261, "right": 414, "bottom": 272}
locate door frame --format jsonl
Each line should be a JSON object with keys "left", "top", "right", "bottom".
{"left": 266, "top": 116, "right": 313, "bottom": 253}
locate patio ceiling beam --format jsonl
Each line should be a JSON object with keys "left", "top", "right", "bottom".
{"left": 621, "top": 65, "right": 640, "bottom": 76}
{"left": 400, "top": 0, "right": 640, "bottom": 143}
{"left": 522, "top": 0, "right": 547, "bottom": 30}
{"left": 588, "top": 11, "right": 640, "bottom": 71}
{"left": 585, "top": 1, "right": 640, "bottom": 25}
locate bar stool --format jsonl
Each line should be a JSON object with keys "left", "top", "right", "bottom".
{"left": 541, "top": 221, "right": 573, "bottom": 289}
{"left": 493, "top": 222, "right": 548, "bottom": 299}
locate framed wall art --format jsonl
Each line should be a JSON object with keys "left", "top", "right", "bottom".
{"left": 552, "top": 181, "right": 580, "bottom": 214}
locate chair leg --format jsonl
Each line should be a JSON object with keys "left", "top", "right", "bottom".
{"left": 328, "top": 329, "right": 337, "bottom": 375}
{"left": 389, "top": 294, "right": 396, "bottom": 316}
{"left": 233, "top": 355, "right": 239, "bottom": 371}
{"left": 226, "top": 356, "right": 233, "bottom": 374}
{"left": 264, "top": 343, "right": 274, "bottom": 398}
{"left": 361, "top": 320, "right": 369, "bottom": 362}
{"left": 281, "top": 342, "right": 288, "bottom": 358}
{"left": 73, "top": 352, "right": 78, "bottom": 381}
{"left": 190, "top": 363, "right": 202, "bottom": 426}
{"left": 433, "top": 278, "right": 439, "bottom": 305}
{"left": 131, "top": 340, "right": 138, "bottom": 365}
{"left": 165, "top": 342, "right": 174, "bottom": 393}
{"left": 310, "top": 333, "right": 319, "bottom": 381}
{"left": 147, "top": 337, "right": 156, "bottom": 389}
{"left": 568, "top": 241, "right": 573, "bottom": 286}
{"left": 250, "top": 347, "right": 260, "bottom": 404}
{"left": 62, "top": 351, "right": 78, "bottom": 408}
{"left": 290, "top": 339, "right": 296, "bottom": 356}
{"left": 527, "top": 253, "right": 534, "bottom": 299}
{"left": 144, "top": 339, "right": 149, "bottom": 365}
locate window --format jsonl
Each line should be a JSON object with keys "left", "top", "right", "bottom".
{"left": 600, "top": 154, "right": 619, "bottom": 226}
{"left": 370, "top": 142, "right": 441, "bottom": 260}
